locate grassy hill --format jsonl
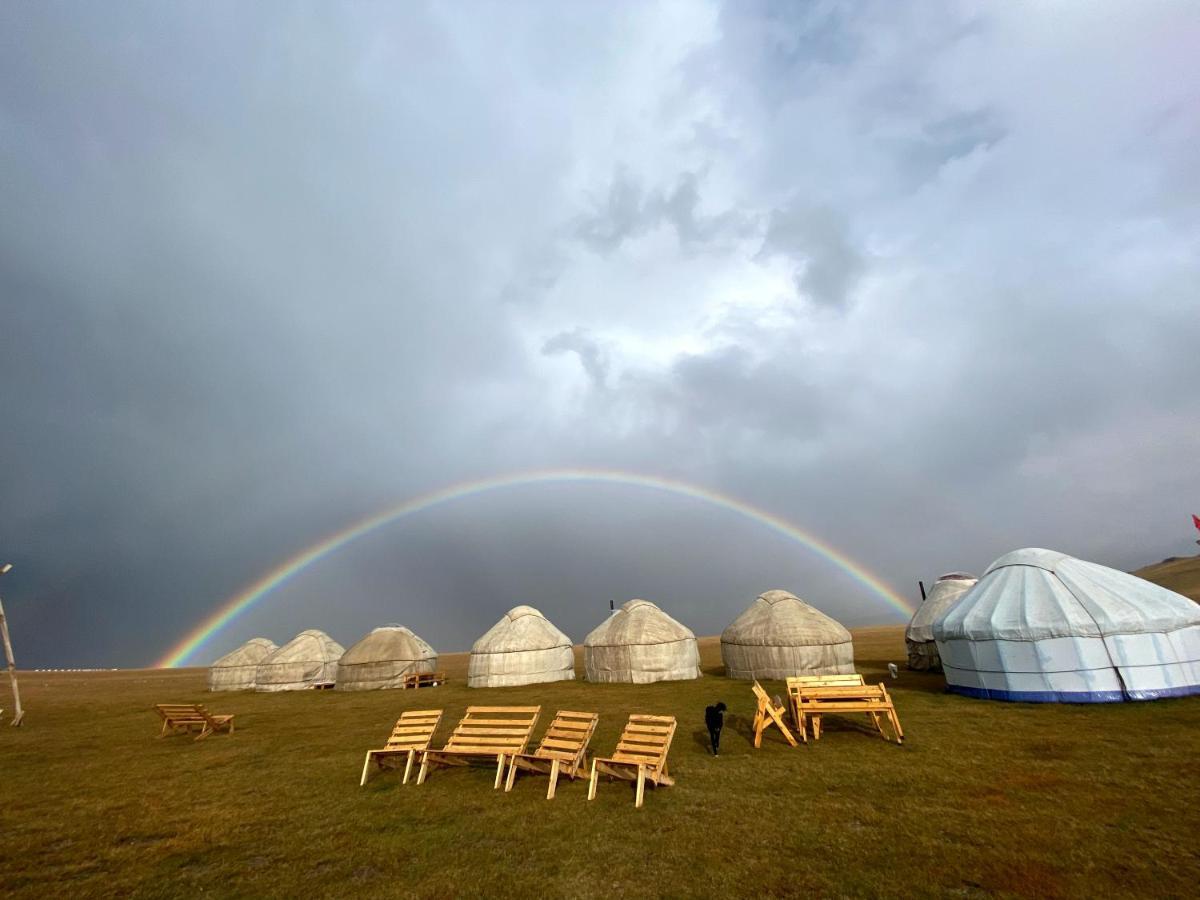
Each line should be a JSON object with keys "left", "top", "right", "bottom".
{"left": 1, "top": 627, "right": 1199, "bottom": 898}
{"left": 1135, "top": 553, "right": 1200, "bottom": 601}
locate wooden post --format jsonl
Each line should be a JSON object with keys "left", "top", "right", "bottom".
{"left": 0, "top": 596, "right": 23, "bottom": 727}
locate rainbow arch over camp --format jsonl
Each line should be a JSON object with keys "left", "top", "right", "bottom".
{"left": 155, "top": 468, "right": 914, "bottom": 667}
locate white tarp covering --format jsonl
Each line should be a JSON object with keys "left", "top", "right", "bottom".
{"left": 584, "top": 599, "right": 701, "bottom": 684}
{"left": 208, "top": 637, "right": 278, "bottom": 691}
{"left": 905, "top": 574, "right": 977, "bottom": 672}
{"left": 467, "top": 605, "right": 575, "bottom": 687}
{"left": 254, "top": 629, "right": 345, "bottom": 692}
{"left": 720, "top": 590, "right": 855, "bottom": 679}
{"left": 933, "top": 548, "right": 1200, "bottom": 702}
{"left": 336, "top": 624, "right": 437, "bottom": 691}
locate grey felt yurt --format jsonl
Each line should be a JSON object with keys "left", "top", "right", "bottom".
{"left": 467, "top": 605, "right": 574, "bottom": 688}
{"left": 905, "top": 573, "right": 977, "bottom": 672}
{"left": 336, "top": 624, "right": 438, "bottom": 691}
{"left": 254, "top": 629, "right": 344, "bottom": 692}
{"left": 584, "top": 599, "right": 701, "bottom": 684}
{"left": 207, "top": 637, "right": 278, "bottom": 691}
{"left": 720, "top": 590, "right": 855, "bottom": 680}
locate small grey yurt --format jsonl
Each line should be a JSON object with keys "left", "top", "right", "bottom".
{"left": 905, "top": 573, "right": 978, "bottom": 672}
{"left": 336, "top": 624, "right": 438, "bottom": 691}
{"left": 468, "top": 605, "right": 574, "bottom": 688}
{"left": 208, "top": 637, "right": 278, "bottom": 691}
{"left": 933, "top": 548, "right": 1200, "bottom": 702}
{"left": 254, "top": 629, "right": 345, "bottom": 692}
{"left": 584, "top": 599, "right": 701, "bottom": 684}
{"left": 720, "top": 590, "right": 855, "bottom": 680}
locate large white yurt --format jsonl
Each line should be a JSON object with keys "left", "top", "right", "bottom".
{"left": 336, "top": 625, "right": 438, "bottom": 691}
{"left": 720, "top": 590, "right": 855, "bottom": 680}
{"left": 905, "top": 573, "right": 978, "bottom": 672}
{"left": 254, "top": 629, "right": 345, "bottom": 692}
{"left": 933, "top": 548, "right": 1200, "bottom": 702}
{"left": 207, "top": 638, "right": 278, "bottom": 691}
{"left": 467, "top": 605, "right": 574, "bottom": 688}
{"left": 584, "top": 599, "right": 701, "bottom": 684}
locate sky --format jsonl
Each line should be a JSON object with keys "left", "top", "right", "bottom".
{"left": 1, "top": 1, "right": 1198, "bottom": 668}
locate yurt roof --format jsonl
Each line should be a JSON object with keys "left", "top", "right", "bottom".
{"left": 472, "top": 606, "right": 571, "bottom": 653}
{"left": 584, "top": 599, "right": 695, "bottom": 647}
{"left": 722, "top": 590, "right": 851, "bottom": 646}
{"left": 906, "top": 574, "right": 978, "bottom": 641}
{"left": 211, "top": 637, "right": 278, "bottom": 668}
{"left": 265, "top": 629, "right": 344, "bottom": 663}
{"left": 934, "top": 548, "right": 1200, "bottom": 643}
{"left": 340, "top": 625, "right": 435, "bottom": 665}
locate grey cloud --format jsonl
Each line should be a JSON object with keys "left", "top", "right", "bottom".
{"left": 542, "top": 328, "right": 609, "bottom": 389}
{"left": 758, "top": 204, "right": 865, "bottom": 308}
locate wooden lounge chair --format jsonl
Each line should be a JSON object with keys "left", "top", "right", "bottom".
{"left": 787, "top": 676, "right": 903, "bottom": 744}
{"left": 751, "top": 681, "right": 799, "bottom": 748}
{"left": 504, "top": 710, "right": 599, "bottom": 799}
{"left": 155, "top": 703, "right": 234, "bottom": 741}
{"left": 416, "top": 706, "right": 541, "bottom": 789}
{"left": 587, "top": 714, "right": 676, "bottom": 808}
{"left": 360, "top": 709, "right": 443, "bottom": 786}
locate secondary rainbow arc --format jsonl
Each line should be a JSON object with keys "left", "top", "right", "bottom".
{"left": 156, "top": 468, "right": 914, "bottom": 667}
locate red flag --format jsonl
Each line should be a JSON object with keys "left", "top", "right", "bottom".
{"left": 1194, "top": 514, "right": 1200, "bottom": 532}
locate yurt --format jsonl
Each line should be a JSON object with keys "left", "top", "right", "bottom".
{"left": 336, "top": 625, "right": 437, "bottom": 691}
{"left": 933, "top": 548, "right": 1200, "bottom": 702}
{"left": 254, "top": 629, "right": 345, "bottom": 692}
{"left": 720, "top": 590, "right": 855, "bottom": 680}
{"left": 207, "top": 638, "right": 278, "bottom": 691}
{"left": 905, "top": 573, "right": 978, "bottom": 672}
{"left": 467, "top": 605, "right": 574, "bottom": 688}
{"left": 584, "top": 599, "right": 701, "bottom": 684}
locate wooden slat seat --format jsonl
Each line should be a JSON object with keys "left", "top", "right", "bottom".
{"left": 402, "top": 672, "right": 447, "bottom": 690}
{"left": 155, "top": 703, "right": 234, "bottom": 741}
{"left": 360, "top": 709, "right": 443, "bottom": 786}
{"left": 786, "top": 676, "right": 903, "bottom": 744}
{"left": 504, "top": 710, "right": 599, "bottom": 799}
{"left": 751, "top": 681, "right": 799, "bottom": 748}
{"left": 416, "top": 706, "right": 541, "bottom": 789}
{"left": 587, "top": 714, "right": 676, "bottom": 808}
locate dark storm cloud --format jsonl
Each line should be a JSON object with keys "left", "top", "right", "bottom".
{"left": 1, "top": 2, "right": 1198, "bottom": 667}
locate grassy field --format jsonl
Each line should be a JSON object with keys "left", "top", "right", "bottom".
{"left": 2, "top": 627, "right": 1199, "bottom": 898}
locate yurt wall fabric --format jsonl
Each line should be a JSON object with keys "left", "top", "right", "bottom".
{"left": 721, "top": 590, "right": 855, "bottom": 679}
{"left": 584, "top": 599, "right": 701, "bottom": 684}
{"left": 336, "top": 625, "right": 437, "bottom": 691}
{"left": 467, "top": 605, "right": 574, "bottom": 688}
{"left": 254, "top": 629, "right": 345, "bottom": 692}
{"left": 208, "top": 638, "right": 278, "bottom": 691}
{"left": 933, "top": 548, "right": 1200, "bottom": 703}
{"left": 905, "top": 574, "right": 977, "bottom": 672}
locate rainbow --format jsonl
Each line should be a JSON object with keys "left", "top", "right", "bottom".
{"left": 156, "top": 468, "right": 913, "bottom": 667}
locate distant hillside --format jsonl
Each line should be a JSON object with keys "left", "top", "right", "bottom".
{"left": 1134, "top": 554, "right": 1200, "bottom": 602}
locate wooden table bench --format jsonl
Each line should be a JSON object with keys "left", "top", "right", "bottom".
{"left": 401, "top": 672, "right": 447, "bottom": 690}
{"left": 786, "top": 677, "right": 903, "bottom": 744}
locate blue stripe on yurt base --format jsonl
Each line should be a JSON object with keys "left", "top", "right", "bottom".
{"left": 947, "top": 684, "right": 1125, "bottom": 703}
{"left": 1124, "top": 684, "right": 1200, "bottom": 701}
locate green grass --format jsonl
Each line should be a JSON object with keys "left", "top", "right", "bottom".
{"left": 1, "top": 628, "right": 1199, "bottom": 899}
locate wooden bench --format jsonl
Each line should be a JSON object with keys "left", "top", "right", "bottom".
{"left": 155, "top": 703, "right": 235, "bottom": 741}
{"left": 401, "top": 672, "right": 447, "bottom": 690}
{"left": 787, "top": 676, "right": 903, "bottom": 744}
{"left": 785, "top": 674, "right": 864, "bottom": 735}
{"left": 587, "top": 714, "right": 676, "bottom": 808}
{"left": 416, "top": 706, "right": 541, "bottom": 789}
{"left": 360, "top": 709, "right": 443, "bottom": 786}
{"left": 751, "top": 681, "right": 798, "bottom": 748}
{"left": 504, "top": 710, "right": 599, "bottom": 799}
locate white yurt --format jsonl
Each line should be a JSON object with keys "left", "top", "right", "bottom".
{"left": 721, "top": 590, "right": 855, "bottom": 679}
{"left": 933, "top": 548, "right": 1200, "bottom": 702}
{"left": 584, "top": 599, "right": 701, "bottom": 684}
{"left": 254, "top": 629, "right": 345, "bottom": 692}
{"left": 336, "top": 625, "right": 438, "bottom": 691}
{"left": 467, "top": 605, "right": 574, "bottom": 688}
{"left": 207, "top": 638, "right": 278, "bottom": 691}
{"left": 905, "top": 573, "right": 978, "bottom": 672}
